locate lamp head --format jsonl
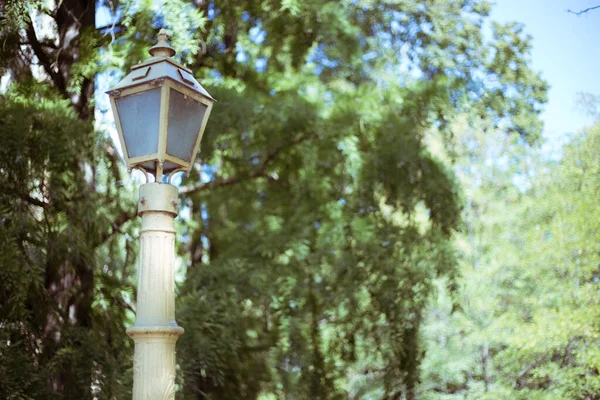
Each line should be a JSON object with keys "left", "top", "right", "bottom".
{"left": 107, "top": 29, "right": 215, "bottom": 180}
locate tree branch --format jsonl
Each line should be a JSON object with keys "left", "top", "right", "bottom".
{"left": 96, "top": 208, "right": 137, "bottom": 246}
{"left": 17, "top": 192, "right": 48, "bottom": 209}
{"left": 515, "top": 355, "right": 548, "bottom": 387}
{"left": 96, "top": 22, "right": 125, "bottom": 32}
{"left": 25, "top": 21, "right": 68, "bottom": 99}
{"left": 567, "top": 5, "right": 600, "bottom": 15}
{"left": 180, "top": 132, "right": 317, "bottom": 195}
{"left": 179, "top": 172, "right": 263, "bottom": 196}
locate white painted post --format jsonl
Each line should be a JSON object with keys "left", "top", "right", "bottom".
{"left": 127, "top": 182, "right": 184, "bottom": 400}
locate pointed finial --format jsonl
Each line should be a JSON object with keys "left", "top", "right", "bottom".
{"left": 157, "top": 28, "right": 170, "bottom": 43}
{"left": 149, "top": 28, "right": 176, "bottom": 58}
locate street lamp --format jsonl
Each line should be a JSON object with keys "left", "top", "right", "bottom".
{"left": 107, "top": 29, "right": 214, "bottom": 400}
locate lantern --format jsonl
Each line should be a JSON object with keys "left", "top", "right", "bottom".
{"left": 107, "top": 29, "right": 214, "bottom": 180}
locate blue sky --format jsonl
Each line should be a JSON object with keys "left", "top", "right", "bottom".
{"left": 493, "top": 0, "right": 600, "bottom": 146}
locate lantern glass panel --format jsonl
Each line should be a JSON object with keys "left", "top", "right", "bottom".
{"left": 115, "top": 88, "right": 162, "bottom": 158}
{"left": 167, "top": 88, "right": 207, "bottom": 162}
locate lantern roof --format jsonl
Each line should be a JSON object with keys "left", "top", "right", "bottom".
{"left": 107, "top": 29, "right": 214, "bottom": 102}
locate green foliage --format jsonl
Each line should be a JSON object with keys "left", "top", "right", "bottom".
{"left": 0, "top": 81, "right": 137, "bottom": 398}
{"left": 0, "top": 0, "right": 137, "bottom": 395}
{"left": 172, "top": 76, "right": 465, "bottom": 398}
{"left": 420, "top": 117, "right": 600, "bottom": 399}
{"left": 0, "top": 0, "right": 548, "bottom": 398}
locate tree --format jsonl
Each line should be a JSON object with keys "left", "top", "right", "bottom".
{"left": 486, "top": 123, "right": 600, "bottom": 398}
{"left": 418, "top": 117, "right": 544, "bottom": 398}
{"left": 419, "top": 111, "right": 600, "bottom": 399}
{"left": 0, "top": 0, "right": 136, "bottom": 397}
{"left": 162, "top": 1, "right": 546, "bottom": 398}
{"left": 0, "top": 0, "right": 546, "bottom": 398}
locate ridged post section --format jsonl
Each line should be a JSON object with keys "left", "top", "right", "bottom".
{"left": 127, "top": 183, "right": 183, "bottom": 400}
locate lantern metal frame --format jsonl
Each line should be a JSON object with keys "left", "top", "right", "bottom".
{"left": 106, "top": 30, "right": 214, "bottom": 181}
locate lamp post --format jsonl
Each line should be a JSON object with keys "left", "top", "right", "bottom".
{"left": 107, "top": 29, "right": 214, "bottom": 399}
